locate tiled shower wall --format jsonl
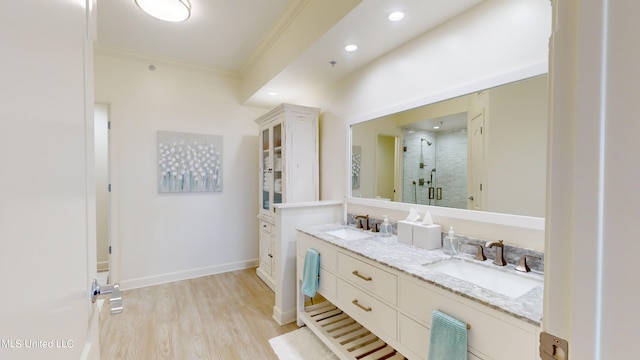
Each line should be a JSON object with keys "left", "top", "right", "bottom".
{"left": 402, "top": 129, "right": 436, "bottom": 204}
{"left": 402, "top": 128, "right": 467, "bottom": 208}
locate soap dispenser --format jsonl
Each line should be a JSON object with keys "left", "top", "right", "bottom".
{"left": 442, "top": 226, "right": 459, "bottom": 255}
{"left": 379, "top": 215, "right": 392, "bottom": 237}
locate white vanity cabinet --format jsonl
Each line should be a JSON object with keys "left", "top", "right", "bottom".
{"left": 297, "top": 230, "right": 338, "bottom": 299}
{"left": 296, "top": 232, "right": 540, "bottom": 360}
{"left": 257, "top": 219, "right": 274, "bottom": 289}
{"left": 398, "top": 276, "right": 538, "bottom": 360}
{"left": 255, "top": 104, "right": 319, "bottom": 290}
{"left": 336, "top": 253, "right": 399, "bottom": 341}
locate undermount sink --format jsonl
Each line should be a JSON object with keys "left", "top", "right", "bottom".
{"left": 423, "top": 259, "right": 542, "bottom": 298}
{"left": 325, "top": 228, "right": 372, "bottom": 241}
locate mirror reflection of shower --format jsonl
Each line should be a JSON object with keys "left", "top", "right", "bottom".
{"left": 419, "top": 138, "right": 431, "bottom": 169}
{"left": 403, "top": 130, "right": 436, "bottom": 205}
{"left": 402, "top": 113, "right": 468, "bottom": 208}
{"left": 419, "top": 138, "right": 435, "bottom": 205}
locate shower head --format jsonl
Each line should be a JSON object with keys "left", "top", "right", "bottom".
{"left": 421, "top": 138, "right": 432, "bottom": 146}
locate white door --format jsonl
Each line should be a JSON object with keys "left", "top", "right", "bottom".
{"left": 545, "top": 1, "right": 640, "bottom": 358}
{"left": 95, "top": 104, "right": 111, "bottom": 275}
{"left": 0, "top": 1, "right": 99, "bottom": 359}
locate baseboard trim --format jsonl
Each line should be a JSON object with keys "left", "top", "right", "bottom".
{"left": 119, "top": 259, "right": 259, "bottom": 291}
{"left": 256, "top": 267, "right": 275, "bottom": 291}
{"left": 97, "top": 261, "right": 108, "bottom": 272}
{"left": 273, "top": 306, "right": 297, "bottom": 326}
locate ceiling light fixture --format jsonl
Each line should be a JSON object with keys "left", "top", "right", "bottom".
{"left": 388, "top": 11, "right": 405, "bottom": 22}
{"left": 135, "top": 0, "right": 191, "bottom": 22}
{"left": 268, "top": 91, "right": 277, "bottom": 96}
{"left": 344, "top": 44, "right": 358, "bottom": 52}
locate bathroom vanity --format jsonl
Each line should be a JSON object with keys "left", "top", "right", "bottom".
{"left": 296, "top": 224, "right": 543, "bottom": 360}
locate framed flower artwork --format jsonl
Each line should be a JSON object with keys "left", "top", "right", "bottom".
{"left": 157, "top": 131, "right": 223, "bottom": 193}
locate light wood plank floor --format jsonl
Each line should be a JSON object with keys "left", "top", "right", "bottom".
{"left": 100, "top": 269, "right": 299, "bottom": 359}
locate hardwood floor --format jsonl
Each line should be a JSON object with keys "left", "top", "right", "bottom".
{"left": 100, "top": 269, "right": 299, "bottom": 359}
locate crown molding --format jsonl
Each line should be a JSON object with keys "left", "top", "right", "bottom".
{"left": 94, "top": 43, "right": 241, "bottom": 78}
{"left": 239, "top": 0, "right": 309, "bottom": 74}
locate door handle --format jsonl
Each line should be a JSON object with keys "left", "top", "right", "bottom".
{"left": 91, "top": 279, "right": 123, "bottom": 315}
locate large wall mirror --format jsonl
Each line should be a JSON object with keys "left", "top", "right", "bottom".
{"left": 350, "top": 74, "right": 547, "bottom": 218}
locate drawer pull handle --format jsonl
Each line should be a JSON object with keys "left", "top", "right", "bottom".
{"left": 352, "top": 299, "right": 372, "bottom": 312}
{"left": 352, "top": 270, "right": 372, "bottom": 281}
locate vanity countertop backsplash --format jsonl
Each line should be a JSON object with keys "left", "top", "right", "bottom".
{"left": 298, "top": 223, "right": 544, "bottom": 326}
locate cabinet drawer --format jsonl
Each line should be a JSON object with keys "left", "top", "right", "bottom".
{"left": 297, "top": 255, "right": 337, "bottom": 299}
{"left": 337, "top": 279, "right": 397, "bottom": 341}
{"left": 297, "top": 234, "right": 337, "bottom": 272}
{"left": 399, "top": 314, "right": 485, "bottom": 360}
{"left": 259, "top": 220, "right": 273, "bottom": 233}
{"left": 338, "top": 252, "right": 397, "bottom": 305}
{"left": 399, "top": 278, "right": 536, "bottom": 360}
{"left": 399, "top": 314, "right": 429, "bottom": 360}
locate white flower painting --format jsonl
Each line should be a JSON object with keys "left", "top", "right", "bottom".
{"left": 157, "top": 131, "right": 223, "bottom": 193}
{"left": 352, "top": 146, "right": 361, "bottom": 189}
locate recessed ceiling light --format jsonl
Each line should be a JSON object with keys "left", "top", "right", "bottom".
{"left": 344, "top": 44, "right": 358, "bottom": 52}
{"left": 388, "top": 11, "right": 405, "bottom": 22}
{"left": 135, "top": 0, "right": 191, "bottom": 22}
{"left": 433, "top": 126, "right": 440, "bottom": 129}
{"left": 268, "top": 91, "right": 277, "bottom": 96}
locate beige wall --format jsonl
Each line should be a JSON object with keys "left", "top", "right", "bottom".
{"left": 486, "top": 75, "right": 547, "bottom": 217}
{"left": 351, "top": 117, "right": 403, "bottom": 199}
{"left": 375, "top": 134, "right": 395, "bottom": 200}
{"left": 317, "top": 0, "right": 550, "bottom": 249}
{"left": 94, "top": 104, "right": 109, "bottom": 271}
{"left": 95, "top": 49, "right": 269, "bottom": 289}
{"left": 92, "top": 0, "right": 551, "bottom": 285}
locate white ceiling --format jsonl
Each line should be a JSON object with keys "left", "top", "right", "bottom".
{"left": 97, "top": 0, "right": 483, "bottom": 108}
{"left": 97, "top": 0, "right": 290, "bottom": 71}
{"left": 408, "top": 112, "right": 469, "bottom": 132}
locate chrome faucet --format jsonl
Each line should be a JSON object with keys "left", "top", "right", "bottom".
{"left": 486, "top": 240, "right": 507, "bottom": 266}
{"left": 354, "top": 215, "right": 370, "bottom": 230}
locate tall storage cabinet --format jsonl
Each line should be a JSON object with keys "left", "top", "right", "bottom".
{"left": 255, "top": 104, "right": 320, "bottom": 290}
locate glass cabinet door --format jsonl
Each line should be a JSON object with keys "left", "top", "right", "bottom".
{"left": 273, "top": 124, "right": 282, "bottom": 206}
{"left": 261, "top": 128, "right": 270, "bottom": 211}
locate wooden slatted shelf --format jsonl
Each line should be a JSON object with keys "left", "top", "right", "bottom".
{"left": 299, "top": 301, "right": 408, "bottom": 360}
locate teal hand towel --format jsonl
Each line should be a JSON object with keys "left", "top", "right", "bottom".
{"left": 428, "top": 310, "right": 468, "bottom": 360}
{"left": 301, "top": 248, "right": 320, "bottom": 297}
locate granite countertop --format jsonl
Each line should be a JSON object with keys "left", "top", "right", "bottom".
{"left": 298, "top": 223, "right": 543, "bottom": 326}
